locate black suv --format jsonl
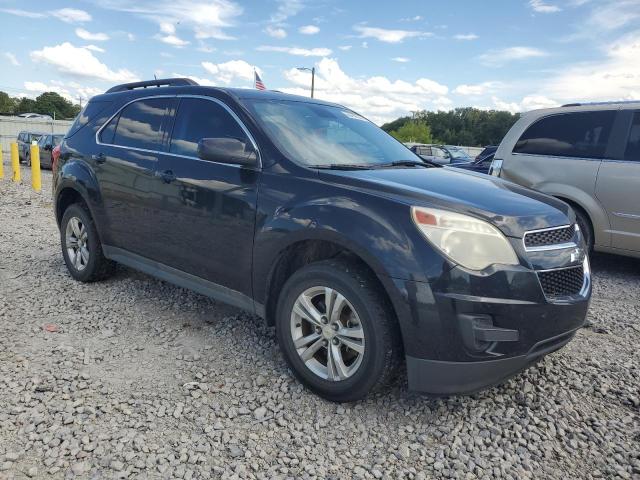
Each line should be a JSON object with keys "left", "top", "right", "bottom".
{"left": 53, "top": 78, "right": 591, "bottom": 401}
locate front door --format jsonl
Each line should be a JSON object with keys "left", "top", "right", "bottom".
{"left": 94, "top": 96, "right": 173, "bottom": 256}
{"left": 595, "top": 110, "right": 640, "bottom": 252}
{"left": 153, "top": 96, "right": 259, "bottom": 298}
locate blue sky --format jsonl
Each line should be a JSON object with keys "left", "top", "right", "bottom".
{"left": 1, "top": 0, "right": 639, "bottom": 123}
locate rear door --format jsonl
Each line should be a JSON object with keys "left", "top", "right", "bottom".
{"left": 94, "top": 96, "right": 173, "bottom": 256}
{"left": 595, "top": 110, "right": 640, "bottom": 252}
{"left": 153, "top": 96, "right": 259, "bottom": 297}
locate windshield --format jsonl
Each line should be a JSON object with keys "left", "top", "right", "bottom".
{"left": 447, "top": 147, "right": 472, "bottom": 160}
{"left": 243, "top": 99, "right": 421, "bottom": 167}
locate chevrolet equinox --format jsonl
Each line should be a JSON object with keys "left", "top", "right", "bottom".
{"left": 53, "top": 78, "right": 591, "bottom": 402}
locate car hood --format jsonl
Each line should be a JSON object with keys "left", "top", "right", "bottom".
{"left": 319, "top": 167, "right": 572, "bottom": 238}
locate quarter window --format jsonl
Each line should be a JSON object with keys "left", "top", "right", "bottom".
{"left": 514, "top": 111, "right": 615, "bottom": 159}
{"left": 106, "top": 98, "right": 171, "bottom": 150}
{"left": 169, "top": 98, "right": 249, "bottom": 158}
{"left": 624, "top": 112, "right": 640, "bottom": 161}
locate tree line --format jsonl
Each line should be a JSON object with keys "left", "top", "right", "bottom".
{"left": 0, "top": 91, "right": 81, "bottom": 120}
{"left": 382, "top": 107, "right": 520, "bottom": 147}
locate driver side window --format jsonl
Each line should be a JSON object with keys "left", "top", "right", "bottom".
{"left": 169, "top": 98, "right": 249, "bottom": 159}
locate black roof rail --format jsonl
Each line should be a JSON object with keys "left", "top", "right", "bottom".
{"left": 561, "top": 103, "right": 581, "bottom": 107}
{"left": 562, "top": 100, "right": 640, "bottom": 107}
{"left": 105, "top": 78, "right": 199, "bottom": 94}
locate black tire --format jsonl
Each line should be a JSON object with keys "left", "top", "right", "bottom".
{"left": 573, "top": 206, "right": 593, "bottom": 254}
{"left": 275, "top": 259, "right": 402, "bottom": 402}
{"left": 60, "top": 203, "right": 115, "bottom": 282}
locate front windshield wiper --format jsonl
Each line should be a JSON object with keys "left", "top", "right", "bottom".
{"left": 376, "top": 160, "right": 437, "bottom": 169}
{"left": 311, "top": 164, "right": 374, "bottom": 170}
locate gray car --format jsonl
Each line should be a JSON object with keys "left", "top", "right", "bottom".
{"left": 491, "top": 101, "right": 640, "bottom": 258}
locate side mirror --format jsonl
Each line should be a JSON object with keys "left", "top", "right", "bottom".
{"left": 197, "top": 137, "right": 258, "bottom": 167}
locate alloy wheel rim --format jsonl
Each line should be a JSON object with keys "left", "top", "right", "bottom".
{"left": 290, "top": 286, "right": 365, "bottom": 381}
{"left": 65, "top": 217, "right": 89, "bottom": 271}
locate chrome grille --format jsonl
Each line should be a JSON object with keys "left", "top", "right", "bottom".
{"left": 537, "top": 265, "right": 584, "bottom": 297}
{"left": 524, "top": 225, "right": 575, "bottom": 249}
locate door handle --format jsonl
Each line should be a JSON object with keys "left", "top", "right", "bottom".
{"left": 156, "top": 169, "right": 176, "bottom": 184}
{"left": 92, "top": 153, "right": 106, "bottom": 164}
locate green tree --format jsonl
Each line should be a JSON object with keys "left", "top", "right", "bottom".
{"left": 14, "top": 97, "right": 37, "bottom": 114}
{"left": 0, "top": 91, "right": 17, "bottom": 114}
{"left": 33, "top": 92, "right": 81, "bottom": 119}
{"left": 389, "top": 121, "right": 434, "bottom": 144}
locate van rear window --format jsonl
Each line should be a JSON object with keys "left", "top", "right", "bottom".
{"left": 513, "top": 111, "right": 615, "bottom": 159}
{"left": 65, "top": 100, "right": 112, "bottom": 138}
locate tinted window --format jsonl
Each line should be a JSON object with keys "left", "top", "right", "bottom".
{"left": 111, "top": 98, "right": 170, "bottom": 150}
{"left": 66, "top": 100, "right": 112, "bottom": 138}
{"left": 514, "top": 111, "right": 615, "bottom": 159}
{"left": 169, "top": 98, "right": 249, "bottom": 158}
{"left": 100, "top": 114, "right": 118, "bottom": 144}
{"left": 624, "top": 112, "right": 640, "bottom": 161}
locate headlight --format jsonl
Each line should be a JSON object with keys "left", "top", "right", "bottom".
{"left": 411, "top": 206, "right": 519, "bottom": 270}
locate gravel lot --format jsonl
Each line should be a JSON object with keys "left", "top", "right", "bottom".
{"left": 0, "top": 166, "right": 639, "bottom": 480}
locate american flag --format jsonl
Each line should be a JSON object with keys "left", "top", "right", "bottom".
{"left": 254, "top": 70, "right": 266, "bottom": 90}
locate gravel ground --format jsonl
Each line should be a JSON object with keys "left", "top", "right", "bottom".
{"left": 0, "top": 166, "right": 639, "bottom": 480}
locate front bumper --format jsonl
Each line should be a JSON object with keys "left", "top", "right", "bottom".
{"left": 386, "top": 259, "right": 590, "bottom": 395}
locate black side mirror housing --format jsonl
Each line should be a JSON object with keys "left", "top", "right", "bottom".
{"left": 197, "top": 138, "right": 258, "bottom": 167}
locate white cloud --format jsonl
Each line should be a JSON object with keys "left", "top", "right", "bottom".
{"left": 257, "top": 45, "right": 332, "bottom": 57}
{"left": 270, "top": 0, "right": 304, "bottom": 22}
{"left": 202, "top": 60, "right": 259, "bottom": 84}
{"left": 338, "top": 45, "right": 352, "bottom": 51}
{"left": 75, "top": 28, "right": 110, "bottom": 41}
{"left": 299, "top": 25, "right": 320, "bottom": 35}
{"left": 100, "top": 0, "right": 242, "bottom": 40}
{"left": 172, "top": 73, "right": 217, "bottom": 87}
{"left": 478, "top": 46, "right": 548, "bottom": 66}
{"left": 453, "top": 81, "right": 503, "bottom": 96}
{"left": 354, "top": 25, "right": 432, "bottom": 43}
{"left": 156, "top": 34, "right": 190, "bottom": 47}
{"left": 400, "top": 15, "right": 423, "bottom": 22}
{"left": 280, "top": 58, "right": 449, "bottom": 124}
{"left": 392, "top": 57, "right": 410, "bottom": 63}
{"left": 528, "top": 0, "right": 561, "bottom": 13}
{"left": 51, "top": 8, "right": 92, "bottom": 23}
{"left": 584, "top": 0, "right": 640, "bottom": 32}
{"left": 265, "top": 25, "right": 287, "bottom": 39}
{"left": 83, "top": 45, "right": 106, "bottom": 53}
{"left": 23, "top": 81, "right": 102, "bottom": 104}
{"left": 127, "top": 33, "right": 136, "bottom": 41}
{"left": 542, "top": 30, "right": 640, "bottom": 102}
{"left": 454, "top": 33, "right": 478, "bottom": 40}
{"left": 490, "top": 95, "right": 558, "bottom": 113}
{"left": 0, "top": 8, "right": 46, "bottom": 18}
{"left": 30, "top": 42, "right": 138, "bottom": 83}
{"left": 3, "top": 52, "right": 20, "bottom": 66}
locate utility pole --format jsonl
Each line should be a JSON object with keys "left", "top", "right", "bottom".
{"left": 296, "top": 67, "right": 315, "bottom": 98}
{"left": 78, "top": 95, "right": 82, "bottom": 110}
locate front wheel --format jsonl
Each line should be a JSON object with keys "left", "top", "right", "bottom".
{"left": 276, "top": 260, "right": 401, "bottom": 402}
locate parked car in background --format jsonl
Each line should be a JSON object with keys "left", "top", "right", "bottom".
{"left": 476, "top": 145, "right": 498, "bottom": 162}
{"left": 491, "top": 101, "right": 640, "bottom": 258}
{"left": 18, "top": 113, "right": 53, "bottom": 120}
{"left": 16, "top": 131, "right": 44, "bottom": 163}
{"left": 53, "top": 78, "right": 590, "bottom": 401}
{"left": 52, "top": 144, "right": 61, "bottom": 171}
{"left": 26, "top": 133, "right": 64, "bottom": 168}
{"left": 407, "top": 143, "right": 474, "bottom": 166}
{"left": 450, "top": 155, "right": 494, "bottom": 175}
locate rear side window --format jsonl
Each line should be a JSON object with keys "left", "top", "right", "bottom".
{"left": 66, "top": 100, "right": 112, "bottom": 138}
{"left": 169, "top": 98, "right": 249, "bottom": 158}
{"left": 513, "top": 111, "right": 615, "bottom": 159}
{"left": 110, "top": 98, "right": 171, "bottom": 151}
{"left": 624, "top": 111, "right": 640, "bottom": 161}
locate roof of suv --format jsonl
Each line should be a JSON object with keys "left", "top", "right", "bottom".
{"left": 91, "top": 77, "right": 344, "bottom": 110}
{"left": 523, "top": 100, "right": 640, "bottom": 118}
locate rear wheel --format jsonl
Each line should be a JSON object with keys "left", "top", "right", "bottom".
{"left": 276, "top": 260, "right": 401, "bottom": 402}
{"left": 60, "top": 204, "right": 115, "bottom": 282}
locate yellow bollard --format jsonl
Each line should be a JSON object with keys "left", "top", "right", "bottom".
{"left": 0, "top": 149, "right": 3, "bottom": 179}
{"left": 10, "top": 143, "right": 20, "bottom": 183}
{"left": 30, "top": 143, "right": 41, "bottom": 192}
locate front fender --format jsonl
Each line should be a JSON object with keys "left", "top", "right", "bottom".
{"left": 252, "top": 189, "right": 451, "bottom": 305}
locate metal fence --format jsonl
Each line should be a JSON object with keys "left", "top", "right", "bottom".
{"left": 0, "top": 116, "right": 73, "bottom": 154}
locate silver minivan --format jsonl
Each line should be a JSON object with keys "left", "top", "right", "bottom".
{"left": 491, "top": 101, "right": 640, "bottom": 258}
